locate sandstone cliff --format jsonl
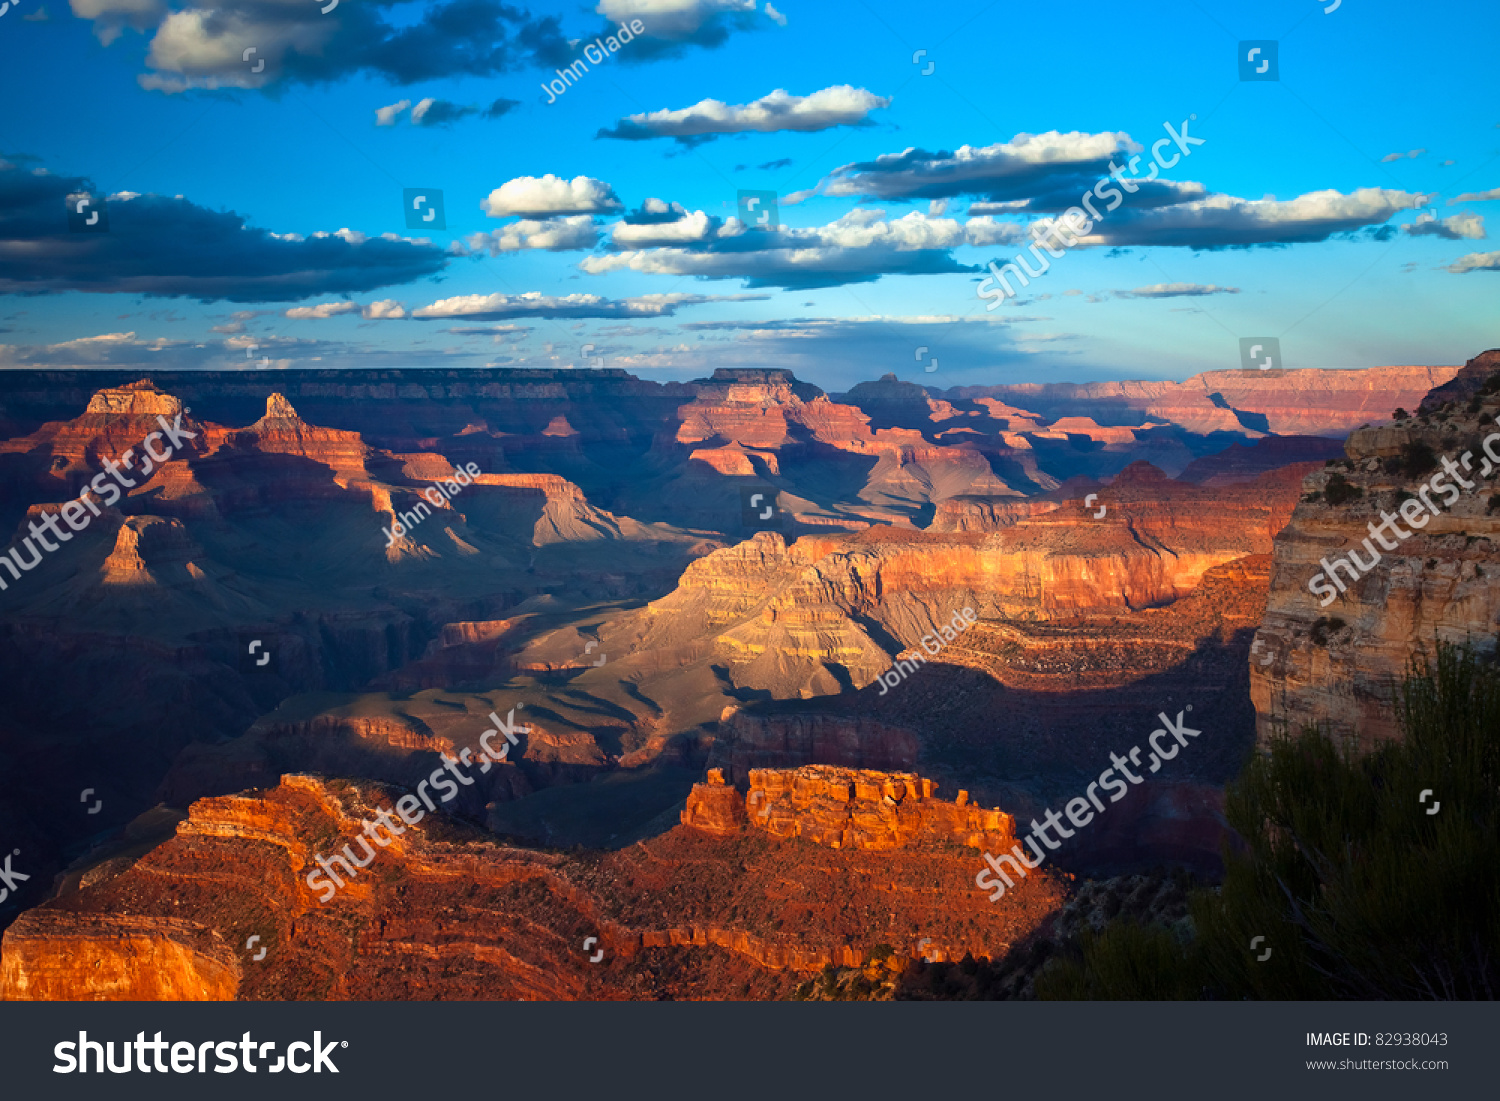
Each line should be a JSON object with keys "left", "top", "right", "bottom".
{"left": 1, "top": 774, "right": 1063, "bottom": 999}
{"left": 1253, "top": 350, "right": 1500, "bottom": 745}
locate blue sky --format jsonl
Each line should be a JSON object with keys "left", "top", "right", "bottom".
{"left": 1, "top": 0, "right": 1497, "bottom": 391}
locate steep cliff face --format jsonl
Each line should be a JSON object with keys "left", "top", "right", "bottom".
{"left": 614, "top": 465, "right": 1302, "bottom": 698}
{"left": 710, "top": 711, "right": 921, "bottom": 777}
{"left": 0, "top": 911, "right": 240, "bottom": 1001}
{"left": 1253, "top": 351, "right": 1500, "bottom": 746}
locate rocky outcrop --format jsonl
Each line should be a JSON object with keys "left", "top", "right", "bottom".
{"left": 742, "top": 765, "right": 1016, "bottom": 852}
{"left": 2, "top": 774, "right": 1064, "bottom": 998}
{"left": 0, "top": 910, "right": 240, "bottom": 1001}
{"left": 678, "top": 768, "right": 747, "bottom": 837}
{"left": 1253, "top": 355, "right": 1500, "bottom": 746}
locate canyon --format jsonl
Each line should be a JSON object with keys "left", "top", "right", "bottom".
{"left": 0, "top": 356, "right": 1489, "bottom": 1000}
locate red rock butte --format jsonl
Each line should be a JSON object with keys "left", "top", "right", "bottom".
{"left": 683, "top": 766, "right": 1016, "bottom": 854}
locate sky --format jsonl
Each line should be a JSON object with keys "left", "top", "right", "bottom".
{"left": 0, "top": 0, "right": 1497, "bottom": 392}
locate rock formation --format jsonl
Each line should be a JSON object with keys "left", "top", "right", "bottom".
{"left": 683, "top": 765, "right": 1016, "bottom": 854}
{"left": 1253, "top": 350, "right": 1500, "bottom": 745}
{"left": 1, "top": 774, "right": 1064, "bottom": 999}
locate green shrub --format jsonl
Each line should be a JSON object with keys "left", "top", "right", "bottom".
{"left": 1398, "top": 440, "right": 1439, "bottom": 479}
{"left": 1324, "top": 473, "right": 1362, "bottom": 506}
{"left": 1037, "top": 643, "right": 1500, "bottom": 1000}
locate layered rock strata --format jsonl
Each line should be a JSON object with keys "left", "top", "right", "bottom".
{"left": 1253, "top": 350, "right": 1500, "bottom": 746}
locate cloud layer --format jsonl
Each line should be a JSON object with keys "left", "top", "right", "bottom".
{"left": 0, "top": 158, "right": 447, "bottom": 301}
{"left": 598, "top": 85, "right": 890, "bottom": 144}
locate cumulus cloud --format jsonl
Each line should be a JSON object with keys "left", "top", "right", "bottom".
{"left": 819, "top": 130, "right": 1137, "bottom": 203}
{"left": 0, "top": 158, "right": 448, "bottom": 302}
{"left": 1404, "top": 211, "right": 1485, "bottom": 240}
{"left": 484, "top": 97, "right": 521, "bottom": 119}
{"left": 375, "top": 99, "right": 412, "bottom": 126}
{"left": 609, "top": 210, "right": 722, "bottom": 247}
{"left": 285, "top": 301, "right": 362, "bottom": 319}
{"left": 362, "top": 299, "right": 407, "bottom": 319}
{"left": 764, "top": 3, "right": 786, "bottom": 25}
{"left": 481, "top": 174, "right": 623, "bottom": 218}
{"left": 1445, "top": 250, "right": 1500, "bottom": 273}
{"left": 622, "top": 198, "right": 689, "bottom": 224}
{"left": 597, "top": 85, "right": 890, "bottom": 144}
{"left": 71, "top": 0, "right": 167, "bottom": 46}
{"left": 1451, "top": 187, "right": 1500, "bottom": 203}
{"left": 412, "top": 290, "right": 764, "bottom": 320}
{"left": 592, "top": 0, "right": 762, "bottom": 59}
{"left": 1114, "top": 283, "right": 1241, "bottom": 298}
{"left": 584, "top": 208, "right": 1027, "bottom": 289}
{"left": 1380, "top": 148, "right": 1427, "bottom": 162}
{"left": 280, "top": 299, "right": 407, "bottom": 319}
{"left": 1044, "top": 187, "right": 1425, "bottom": 249}
{"left": 463, "top": 215, "right": 600, "bottom": 254}
{"left": 87, "top": 0, "right": 572, "bottom": 93}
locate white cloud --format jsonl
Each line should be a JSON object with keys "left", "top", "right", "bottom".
{"left": 610, "top": 210, "right": 722, "bottom": 247}
{"left": 585, "top": 208, "right": 1023, "bottom": 288}
{"left": 1114, "top": 283, "right": 1241, "bottom": 298}
{"left": 285, "top": 301, "right": 362, "bottom": 319}
{"left": 596, "top": 0, "right": 755, "bottom": 39}
{"left": 765, "top": 3, "right": 786, "bottom": 25}
{"left": 1380, "top": 148, "right": 1427, "bottom": 162}
{"left": 464, "top": 215, "right": 600, "bottom": 254}
{"left": 1446, "top": 250, "right": 1500, "bottom": 273}
{"left": 1405, "top": 212, "right": 1485, "bottom": 240}
{"left": 375, "top": 99, "right": 411, "bottom": 126}
{"left": 822, "top": 130, "right": 1136, "bottom": 201}
{"left": 599, "top": 85, "right": 889, "bottom": 142}
{"left": 480, "top": 174, "right": 623, "bottom": 218}
{"left": 412, "top": 291, "right": 763, "bottom": 320}
{"left": 1054, "top": 187, "right": 1425, "bottom": 248}
{"left": 362, "top": 300, "right": 407, "bottom": 319}
{"left": 1451, "top": 187, "right": 1500, "bottom": 203}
